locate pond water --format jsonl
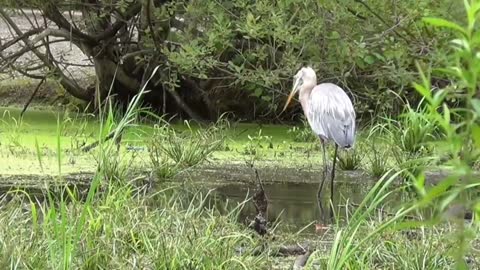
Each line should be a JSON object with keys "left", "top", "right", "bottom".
{"left": 189, "top": 165, "right": 449, "bottom": 232}
{"left": 212, "top": 181, "right": 371, "bottom": 231}
{"left": 187, "top": 165, "right": 378, "bottom": 233}
{"left": 0, "top": 164, "right": 448, "bottom": 235}
{"left": 0, "top": 167, "right": 379, "bottom": 233}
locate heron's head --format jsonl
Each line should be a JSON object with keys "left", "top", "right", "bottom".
{"left": 282, "top": 67, "right": 317, "bottom": 112}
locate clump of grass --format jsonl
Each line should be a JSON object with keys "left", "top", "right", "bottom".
{"left": 336, "top": 144, "right": 363, "bottom": 171}
{"left": 315, "top": 217, "right": 456, "bottom": 269}
{"left": 370, "top": 230, "right": 453, "bottom": 269}
{"left": 366, "top": 141, "right": 390, "bottom": 177}
{"left": 148, "top": 119, "right": 226, "bottom": 178}
{"left": 386, "top": 104, "right": 439, "bottom": 156}
{"left": 161, "top": 129, "right": 222, "bottom": 167}
{"left": 1, "top": 110, "right": 24, "bottom": 149}
{"left": 287, "top": 118, "right": 317, "bottom": 142}
{"left": 148, "top": 124, "right": 181, "bottom": 179}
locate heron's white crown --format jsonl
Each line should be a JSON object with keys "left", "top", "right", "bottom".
{"left": 295, "top": 66, "right": 317, "bottom": 90}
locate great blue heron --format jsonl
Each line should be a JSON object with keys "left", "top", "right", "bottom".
{"left": 282, "top": 66, "right": 356, "bottom": 207}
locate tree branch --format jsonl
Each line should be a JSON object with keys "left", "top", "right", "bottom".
{"left": 0, "top": 53, "right": 45, "bottom": 79}
{"left": 0, "top": 8, "right": 93, "bottom": 101}
{"left": 1, "top": 38, "right": 70, "bottom": 64}
{"left": 0, "top": 28, "right": 43, "bottom": 52}
{"left": 353, "top": 0, "right": 413, "bottom": 42}
{"left": 21, "top": 77, "right": 46, "bottom": 117}
{"left": 183, "top": 77, "right": 217, "bottom": 119}
{"left": 41, "top": 2, "right": 96, "bottom": 44}
{"left": 41, "top": 1, "right": 141, "bottom": 45}
{"left": 92, "top": 2, "right": 141, "bottom": 42}
{"left": 166, "top": 87, "right": 204, "bottom": 122}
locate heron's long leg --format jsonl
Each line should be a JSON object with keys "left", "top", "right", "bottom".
{"left": 330, "top": 144, "right": 338, "bottom": 206}
{"left": 317, "top": 140, "right": 328, "bottom": 208}
{"left": 316, "top": 140, "right": 328, "bottom": 219}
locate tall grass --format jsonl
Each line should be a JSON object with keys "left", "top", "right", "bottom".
{"left": 0, "top": 185, "right": 266, "bottom": 268}
{"left": 1, "top": 110, "right": 24, "bottom": 149}
{"left": 21, "top": 66, "right": 162, "bottom": 268}
{"left": 364, "top": 125, "right": 391, "bottom": 177}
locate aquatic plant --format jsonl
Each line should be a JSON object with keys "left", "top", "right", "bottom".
{"left": 242, "top": 129, "right": 273, "bottom": 156}
{"left": 147, "top": 124, "right": 181, "bottom": 180}
{"left": 148, "top": 119, "right": 226, "bottom": 175}
{"left": 336, "top": 144, "right": 363, "bottom": 171}
{"left": 385, "top": 104, "right": 439, "bottom": 157}
{"left": 1, "top": 111, "right": 24, "bottom": 149}
{"left": 365, "top": 140, "right": 390, "bottom": 178}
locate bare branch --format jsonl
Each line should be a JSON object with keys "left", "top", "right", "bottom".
{"left": 1, "top": 33, "right": 74, "bottom": 63}
{"left": 21, "top": 77, "right": 46, "bottom": 117}
{"left": 166, "top": 86, "right": 204, "bottom": 122}
{"left": 0, "top": 8, "right": 93, "bottom": 100}
{"left": 0, "top": 52, "right": 45, "bottom": 79}
{"left": 0, "top": 28, "right": 43, "bottom": 52}
{"left": 42, "top": 2, "right": 96, "bottom": 44}
{"left": 41, "top": 2, "right": 141, "bottom": 45}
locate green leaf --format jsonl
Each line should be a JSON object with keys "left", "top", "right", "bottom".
{"left": 262, "top": 96, "right": 272, "bottom": 102}
{"left": 412, "top": 82, "right": 432, "bottom": 103}
{"left": 253, "top": 88, "right": 263, "bottom": 97}
{"left": 432, "top": 67, "right": 460, "bottom": 77}
{"left": 442, "top": 103, "right": 450, "bottom": 125}
{"left": 363, "top": 55, "right": 375, "bottom": 65}
{"left": 470, "top": 2, "right": 480, "bottom": 23}
{"left": 413, "top": 172, "right": 426, "bottom": 197}
{"left": 472, "top": 124, "right": 480, "bottom": 148}
{"left": 330, "top": 31, "right": 340, "bottom": 39}
{"left": 472, "top": 98, "right": 480, "bottom": 116}
{"left": 423, "top": 17, "right": 467, "bottom": 36}
{"left": 418, "top": 175, "right": 459, "bottom": 207}
{"left": 372, "top": 52, "right": 385, "bottom": 62}
{"left": 451, "top": 39, "right": 470, "bottom": 52}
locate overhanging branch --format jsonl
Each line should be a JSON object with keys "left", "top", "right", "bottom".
{"left": 42, "top": 1, "right": 141, "bottom": 44}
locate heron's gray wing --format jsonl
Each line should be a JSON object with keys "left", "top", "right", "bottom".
{"left": 307, "top": 83, "right": 356, "bottom": 148}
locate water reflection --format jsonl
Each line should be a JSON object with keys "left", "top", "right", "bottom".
{"left": 206, "top": 181, "right": 372, "bottom": 232}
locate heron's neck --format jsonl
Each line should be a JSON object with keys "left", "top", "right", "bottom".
{"left": 299, "top": 82, "right": 316, "bottom": 115}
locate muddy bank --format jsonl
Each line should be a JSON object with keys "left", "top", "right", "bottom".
{"left": 0, "top": 163, "right": 455, "bottom": 189}
{"left": 180, "top": 163, "right": 453, "bottom": 185}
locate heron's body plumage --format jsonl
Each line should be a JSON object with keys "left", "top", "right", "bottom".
{"left": 303, "top": 83, "right": 356, "bottom": 148}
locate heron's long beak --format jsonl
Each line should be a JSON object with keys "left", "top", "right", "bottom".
{"left": 282, "top": 78, "right": 301, "bottom": 112}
